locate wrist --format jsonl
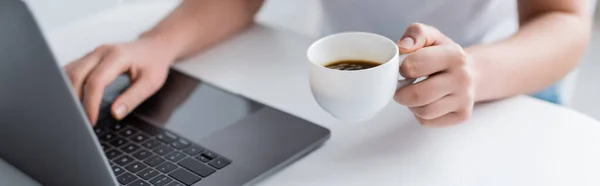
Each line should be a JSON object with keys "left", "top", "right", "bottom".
{"left": 139, "top": 31, "right": 184, "bottom": 64}
{"left": 465, "top": 48, "right": 487, "bottom": 102}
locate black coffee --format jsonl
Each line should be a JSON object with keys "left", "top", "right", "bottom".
{"left": 324, "top": 60, "right": 381, "bottom": 71}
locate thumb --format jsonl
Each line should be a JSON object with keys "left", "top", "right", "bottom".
{"left": 111, "top": 75, "right": 163, "bottom": 120}
{"left": 397, "top": 23, "right": 452, "bottom": 54}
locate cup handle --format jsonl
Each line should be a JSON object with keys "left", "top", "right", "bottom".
{"left": 396, "top": 55, "right": 429, "bottom": 89}
{"left": 397, "top": 76, "right": 428, "bottom": 89}
{"left": 397, "top": 77, "right": 416, "bottom": 89}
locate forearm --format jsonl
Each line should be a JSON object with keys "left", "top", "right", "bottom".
{"left": 139, "top": 0, "right": 264, "bottom": 61}
{"left": 467, "top": 12, "right": 591, "bottom": 102}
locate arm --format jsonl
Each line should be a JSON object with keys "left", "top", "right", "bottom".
{"left": 142, "top": 0, "right": 265, "bottom": 60}
{"left": 469, "top": 0, "right": 592, "bottom": 102}
{"left": 393, "top": 0, "right": 593, "bottom": 126}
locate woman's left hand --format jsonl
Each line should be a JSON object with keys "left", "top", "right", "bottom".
{"left": 394, "top": 23, "right": 477, "bottom": 127}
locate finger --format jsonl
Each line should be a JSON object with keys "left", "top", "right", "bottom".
{"left": 397, "top": 22, "right": 453, "bottom": 54}
{"left": 111, "top": 72, "right": 165, "bottom": 120}
{"left": 64, "top": 47, "right": 108, "bottom": 99}
{"left": 415, "top": 107, "right": 472, "bottom": 127}
{"left": 400, "top": 44, "right": 465, "bottom": 78}
{"left": 409, "top": 95, "right": 460, "bottom": 120}
{"left": 83, "top": 50, "right": 129, "bottom": 125}
{"left": 394, "top": 72, "right": 455, "bottom": 107}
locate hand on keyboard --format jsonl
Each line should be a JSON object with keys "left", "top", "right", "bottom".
{"left": 64, "top": 38, "right": 175, "bottom": 125}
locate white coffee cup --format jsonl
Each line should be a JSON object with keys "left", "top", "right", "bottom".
{"left": 307, "top": 32, "right": 415, "bottom": 121}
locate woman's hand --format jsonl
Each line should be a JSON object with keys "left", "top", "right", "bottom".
{"left": 64, "top": 38, "right": 176, "bottom": 125}
{"left": 395, "top": 23, "right": 477, "bottom": 126}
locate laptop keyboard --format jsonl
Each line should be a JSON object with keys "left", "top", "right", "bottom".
{"left": 95, "top": 118, "right": 231, "bottom": 186}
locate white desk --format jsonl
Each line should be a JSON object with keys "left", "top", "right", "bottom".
{"left": 27, "top": 1, "right": 600, "bottom": 185}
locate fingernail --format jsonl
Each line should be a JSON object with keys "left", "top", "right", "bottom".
{"left": 398, "top": 37, "right": 415, "bottom": 50}
{"left": 114, "top": 104, "right": 128, "bottom": 120}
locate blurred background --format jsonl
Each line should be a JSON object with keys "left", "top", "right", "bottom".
{"left": 25, "top": 0, "right": 600, "bottom": 120}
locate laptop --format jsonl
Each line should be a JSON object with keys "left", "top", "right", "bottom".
{"left": 0, "top": 1, "right": 331, "bottom": 185}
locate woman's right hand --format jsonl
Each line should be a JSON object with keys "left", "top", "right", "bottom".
{"left": 64, "top": 38, "right": 177, "bottom": 125}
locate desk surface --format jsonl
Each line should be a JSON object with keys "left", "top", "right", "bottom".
{"left": 5, "top": 1, "right": 600, "bottom": 186}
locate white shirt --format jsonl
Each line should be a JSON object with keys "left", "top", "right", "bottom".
{"left": 320, "top": 0, "right": 519, "bottom": 47}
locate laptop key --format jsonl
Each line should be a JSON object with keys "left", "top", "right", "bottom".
{"left": 196, "top": 155, "right": 210, "bottom": 163}
{"left": 149, "top": 175, "right": 173, "bottom": 186}
{"left": 178, "top": 158, "right": 216, "bottom": 177}
{"left": 182, "top": 145, "right": 204, "bottom": 156}
{"left": 100, "top": 132, "right": 117, "bottom": 141}
{"left": 115, "top": 155, "right": 134, "bottom": 166}
{"left": 156, "top": 162, "right": 177, "bottom": 173}
{"left": 128, "top": 180, "right": 151, "bottom": 186}
{"left": 94, "top": 126, "right": 107, "bottom": 135}
{"left": 169, "top": 168, "right": 201, "bottom": 186}
{"left": 101, "top": 142, "right": 111, "bottom": 151}
{"left": 142, "top": 139, "right": 163, "bottom": 149}
{"left": 165, "top": 151, "right": 187, "bottom": 162}
{"left": 117, "top": 172, "right": 137, "bottom": 185}
{"left": 119, "top": 127, "right": 137, "bottom": 137}
{"left": 165, "top": 181, "right": 186, "bottom": 186}
{"left": 112, "top": 165, "right": 125, "bottom": 176}
{"left": 105, "top": 149, "right": 123, "bottom": 160}
{"left": 157, "top": 132, "right": 178, "bottom": 143}
{"left": 137, "top": 168, "right": 160, "bottom": 180}
{"left": 171, "top": 138, "right": 190, "bottom": 149}
{"left": 130, "top": 133, "right": 150, "bottom": 143}
{"left": 200, "top": 150, "right": 217, "bottom": 160}
{"left": 109, "top": 137, "right": 129, "bottom": 148}
{"left": 132, "top": 149, "right": 152, "bottom": 160}
{"left": 153, "top": 145, "right": 175, "bottom": 156}
{"left": 110, "top": 122, "right": 126, "bottom": 131}
{"left": 144, "top": 155, "right": 166, "bottom": 167}
{"left": 121, "top": 144, "right": 141, "bottom": 154}
{"left": 208, "top": 157, "right": 231, "bottom": 170}
{"left": 125, "top": 161, "right": 148, "bottom": 173}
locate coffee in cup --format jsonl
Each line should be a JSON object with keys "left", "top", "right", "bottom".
{"left": 324, "top": 60, "right": 381, "bottom": 71}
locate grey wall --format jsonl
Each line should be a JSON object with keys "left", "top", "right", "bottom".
{"left": 24, "top": 0, "right": 119, "bottom": 31}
